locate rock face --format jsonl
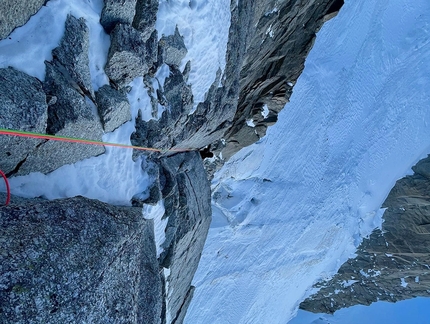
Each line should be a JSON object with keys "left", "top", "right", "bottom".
{"left": 0, "top": 0, "right": 45, "bottom": 40}
{"left": 96, "top": 85, "right": 131, "bottom": 133}
{"left": 0, "top": 67, "right": 47, "bottom": 175}
{"left": 300, "top": 155, "right": 430, "bottom": 314}
{"left": 105, "top": 24, "right": 158, "bottom": 87}
{"left": 0, "top": 195, "right": 162, "bottom": 324}
{"left": 157, "top": 152, "right": 212, "bottom": 323}
{"left": 17, "top": 15, "right": 105, "bottom": 175}
{"left": 216, "top": 0, "right": 344, "bottom": 160}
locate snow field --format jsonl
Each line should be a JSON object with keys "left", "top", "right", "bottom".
{"left": 186, "top": 0, "right": 430, "bottom": 323}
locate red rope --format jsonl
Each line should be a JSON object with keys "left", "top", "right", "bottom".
{"left": 0, "top": 169, "right": 10, "bottom": 206}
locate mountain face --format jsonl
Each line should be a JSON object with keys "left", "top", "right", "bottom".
{"left": 0, "top": 0, "right": 342, "bottom": 323}
{"left": 300, "top": 155, "right": 430, "bottom": 314}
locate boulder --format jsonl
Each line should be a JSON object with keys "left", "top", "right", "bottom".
{"left": 158, "top": 26, "right": 187, "bottom": 67}
{"left": 105, "top": 24, "right": 158, "bottom": 88}
{"left": 0, "top": 195, "right": 162, "bottom": 324}
{"left": 133, "top": 0, "right": 158, "bottom": 33}
{"left": 100, "top": 0, "right": 137, "bottom": 33}
{"left": 95, "top": 85, "right": 131, "bottom": 132}
{"left": 0, "top": 0, "right": 45, "bottom": 40}
{"left": 0, "top": 67, "right": 47, "bottom": 175}
{"left": 52, "top": 15, "right": 94, "bottom": 98}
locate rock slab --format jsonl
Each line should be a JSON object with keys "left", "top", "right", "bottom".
{"left": 0, "top": 195, "right": 162, "bottom": 324}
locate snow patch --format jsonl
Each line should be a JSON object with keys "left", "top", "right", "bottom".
{"left": 142, "top": 200, "right": 167, "bottom": 258}
{"left": 246, "top": 119, "right": 256, "bottom": 127}
{"left": 261, "top": 104, "right": 270, "bottom": 119}
{"left": 187, "top": 0, "right": 430, "bottom": 323}
{"left": 400, "top": 278, "right": 408, "bottom": 288}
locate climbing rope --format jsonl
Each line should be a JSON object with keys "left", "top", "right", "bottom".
{"left": 0, "top": 128, "right": 189, "bottom": 153}
{"left": 0, "top": 128, "right": 193, "bottom": 205}
{"left": 0, "top": 169, "right": 10, "bottom": 206}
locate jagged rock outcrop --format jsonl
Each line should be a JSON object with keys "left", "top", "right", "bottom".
{"left": 96, "top": 85, "right": 131, "bottom": 132}
{"left": 158, "top": 27, "right": 188, "bottom": 68}
{"left": 0, "top": 67, "right": 47, "bottom": 175}
{"left": 300, "top": 155, "right": 430, "bottom": 314}
{"left": 132, "top": 152, "right": 212, "bottom": 323}
{"left": 220, "top": 0, "right": 344, "bottom": 159}
{"left": 0, "top": 195, "right": 162, "bottom": 324}
{"left": 105, "top": 24, "right": 157, "bottom": 88}
{"left": 16, "top": 15, "right": 105, "bottom": 175}
{"left": 100, "top": 0, "right": 137, "bottom": 33}
{"left": 0, "top": 0, "right": 45, "bottom": 40}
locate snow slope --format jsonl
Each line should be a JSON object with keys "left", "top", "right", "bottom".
{"left": 186, "top": 0, "right": 430, "bottom": 323}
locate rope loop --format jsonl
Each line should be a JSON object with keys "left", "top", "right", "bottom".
{"left": 0, "top": 169, "right": 10, "bottom": 206}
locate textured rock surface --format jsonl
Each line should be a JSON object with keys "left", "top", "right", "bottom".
{"left": 96, "top": 85, "right": 131, "bottom": 132}
{"left": 100, "top": 0, "right": 137, "bottom": 33}
{"left": 0, "top": 67, "right": 47, "bottom": 175}
{"left": 0, "top": 195, "right": 162, "bottom": 324}
{"left": 105, "top": 24, "right": 158, "bottom": 87}
{"left": 158, "top": 152, "right": 212, "bottom": 324}
{"left": 133, "top": 0, "right": 158, "bottom": 33}
{"left": 216, "top": 0, "right": 344, "bottom": 160}
{"left": 300, "top": 154, "right": 430, "bottom": 314}
{"left": 158, "top": 27, "right": 187, "bottom": 68}
{"left": 52, "top": 15, "right": 94, "bottom": 98}
{"left": 0, "top": 0, "right": 45, "bottom": 40}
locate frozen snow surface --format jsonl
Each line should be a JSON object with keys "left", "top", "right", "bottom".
{"left": 156, "top": 0, "right": 231, "bottom": 111}
{"left": 186, "top": 0, "right": 430, "bottom": 323}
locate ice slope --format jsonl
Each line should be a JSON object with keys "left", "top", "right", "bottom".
{"left": 185, "top": 0, "right": 430, "bottom": 323}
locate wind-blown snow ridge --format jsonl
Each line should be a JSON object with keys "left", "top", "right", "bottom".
{"left": 186, "top": 0, "right": 430, "bottom": 323}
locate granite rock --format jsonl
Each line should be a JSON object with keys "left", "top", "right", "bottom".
{"left": 133, "top": 0, "right": 158, "bottom": 33}
{"left": 0, "top": 0, "right": 45, "bottom": 40}
{"left": 100, "top": 0, "right": 137, "bottom": 33}
{"left": 0, "top": 67, "right": 47, "bottom": 175}
{"left": 105, "top": 24, "right": 158, "bottom": 87}
{"left": 52, "top": 15, "right": 94, "bottom": 98}
{"left": 95, "top": 84, "right": 131, "bottom": 132}
{"left": 158, "top": 26, "right": 187, "bottom": 68}
{"left": 0, "top": 195, "right": 162, "bottom": 324}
